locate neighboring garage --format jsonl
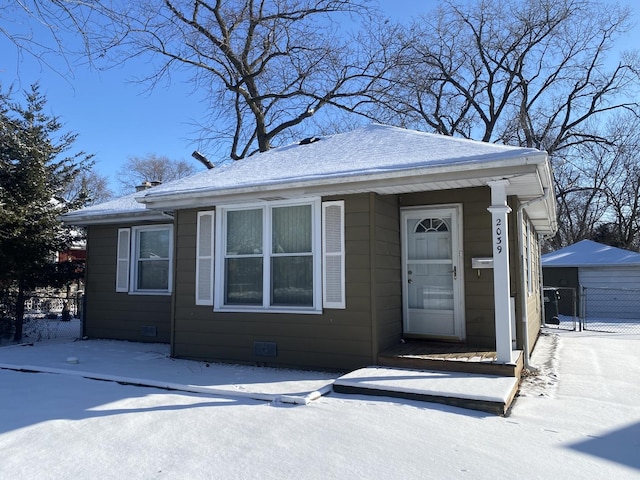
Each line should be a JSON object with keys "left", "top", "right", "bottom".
{"left": 542, "top": 240, "right": 640, "bottom": 320}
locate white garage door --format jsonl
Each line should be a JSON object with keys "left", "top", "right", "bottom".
{"left": 580, "top": 266, "right": 640, "bottom": 320}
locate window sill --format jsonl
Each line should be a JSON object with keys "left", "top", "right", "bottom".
{"left": 214, "top": 306, "right": 323, "bottom": 315}
{"left": 127, "top": 291, "right": 172, "bottom": 296}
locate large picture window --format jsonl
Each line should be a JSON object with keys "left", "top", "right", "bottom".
{"left": 216, "top": 200, "right": 320, "bottom": 312}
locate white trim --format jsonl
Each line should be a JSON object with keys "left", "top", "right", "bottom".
{"left": 322, "top": 201, "right": 346, "bottom": 309}
{"left": 115, "top": 228, "right": 131, "bottom": 292}
{"left": 488, "top": 179, "right": 514, "bottom": 363}
{"left": 196, "top": 211, "right": 215, "bottom": 305}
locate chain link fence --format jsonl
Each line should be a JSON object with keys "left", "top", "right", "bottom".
{"left": 582, "top": 286, "right": 640, "bottom": 334}
{"left": 0, "top": 293, "right": 83, "bottom": 346}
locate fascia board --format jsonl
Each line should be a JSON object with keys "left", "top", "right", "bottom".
{"left": 61, "top": 211, "right": 170, "bottom": 226}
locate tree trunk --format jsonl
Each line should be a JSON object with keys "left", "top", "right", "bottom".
{"left": 13, "top": 284, "right": 25, "bottom": 342}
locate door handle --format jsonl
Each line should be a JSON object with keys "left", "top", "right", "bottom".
{"left": 450, "top": 266, "right": 457, "bottom": 279}
{"left": 408, "top": 278, "right": 413, "bottom": 284}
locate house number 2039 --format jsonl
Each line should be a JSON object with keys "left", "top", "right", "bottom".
{"left": 495, "top": 218, "right": 503, "bottom": 254}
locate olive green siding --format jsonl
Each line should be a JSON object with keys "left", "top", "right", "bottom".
{"left": 169, "top": 188, "right": 543, "bottom": 368}
{"left": 84, "top": 223, "right": 172, "bottom": 343}
{"left": 172, "top": 195, "right": 382, "bottom": 370}
{"left": 372, "top": 194, "right": 403, "bottom": 354}
{"left": 83, "top": 186, "right": 545, "bottom": 369}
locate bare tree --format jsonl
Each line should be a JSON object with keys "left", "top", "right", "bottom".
{"left": 1, "top": 1, "right": 90, "bottom": 77}
{"left": 367, "top": 0, "right": 640, "bottom": 248}
{"left": 52, "top": 0, "right": 389, "bottom": 159}
{"left": 374, "top": 0, "right": 640, "bottom": 154}
{"left": 116, "top": 154, "right": 198, "bottom": 193}
{"left": 551, "top": 142, "right": 614, "bottom": 249}
{"left": 64, "top": 170, "right": 113, "bottom": 205}
{"left": 549, "top": 113, "right": 640, "bottom": 250}
{"left": 599, "top": 115, "right": 640, "bottom": 250}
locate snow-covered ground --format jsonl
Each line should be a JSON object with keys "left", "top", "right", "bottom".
{"left": 1, "top": 330, "right": 639, "bottom": 479}
{"left": 547, "top": 313, "right": 640, "bottom": 334}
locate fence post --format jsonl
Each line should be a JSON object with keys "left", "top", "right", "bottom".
{"left": 579, "top": 286, "right": 586, "bottom": 331}
{"left": 572, "top": 287, "right": 580, "bottom": 332}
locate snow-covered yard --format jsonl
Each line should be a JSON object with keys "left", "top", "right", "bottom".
{"left": 548, "top": 313, "right": 640, "bottom": 334}
{"left": 1, "top": 330, "right": 639, "bottom": 479}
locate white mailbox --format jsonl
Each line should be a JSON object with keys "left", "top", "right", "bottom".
{"left": 471, "top": 257, "right": 494, "bottom": 269}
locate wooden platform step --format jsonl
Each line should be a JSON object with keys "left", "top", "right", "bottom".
{"left": 333, "top": 366, "right": 520, "bottom": 416}
{"left": 378, "top": 343, "right": 524, "bottom": 378}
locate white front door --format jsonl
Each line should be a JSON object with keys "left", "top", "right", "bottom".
{"left": 401, "top": 206, "right": 465, "bottom": 339}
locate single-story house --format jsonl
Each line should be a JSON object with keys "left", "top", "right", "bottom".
{"left": 542, "top": 239, "right": 640, "bottom": 318}
{"left": 62, "top": 124, "right": 557, "bottom": 371}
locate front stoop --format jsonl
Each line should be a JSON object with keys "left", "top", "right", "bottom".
{"left": 378, "top": 343, "right": 524, "bottom": 379}
{"left": 333, "top": 366, "right": 520, "bottom": 416}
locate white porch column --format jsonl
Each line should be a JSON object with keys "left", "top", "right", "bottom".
{"left": 487, "top": 180, "right": 513, "bottom": 363}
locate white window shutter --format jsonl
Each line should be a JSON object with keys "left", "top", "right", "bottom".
{"left": 322, "top": 201, "right": 345, "bottom": 309}
{"left": 196, "top": 211, "right": 215, "bottom": 305}
{"left": 116, "top": 228, "right": 130, "bottom": 292}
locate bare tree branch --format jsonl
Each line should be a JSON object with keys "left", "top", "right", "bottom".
{"left": 57, "top": 0, "right": 387, "bottom": 159}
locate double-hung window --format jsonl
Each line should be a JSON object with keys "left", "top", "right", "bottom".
{"left": 216, "top": 200, "right": 321, "bottom": 312}
{"left": 116, "top": 224, "right": 173, "bottom": 295}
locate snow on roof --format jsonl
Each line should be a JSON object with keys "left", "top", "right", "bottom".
{"left": 68, "top": 192, "right": 145, "bottom": 216}
{"left": 61, "top": 191, "right": 165, "bottom": 225}
{"left": 64, "top": 124, "right": 553, "bottom": 227}
{"left": 140, "top": 124, "right": 542, "bottom": 201}
{"left": 542, "top": 240, "right": 640, "bottom": 267}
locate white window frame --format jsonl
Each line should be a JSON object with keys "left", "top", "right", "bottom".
{"left": 126, "top": 224, "right": 174, "bottom": 295}
{"left": 214, "top": 199, "right": 322, "bottom": 314}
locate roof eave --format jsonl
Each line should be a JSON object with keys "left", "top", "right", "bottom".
{"left": 140, "top": 153, "right": 549, "bottom": 206}
{"left": 60, "top": 210, "right": 170, "bottom": 226}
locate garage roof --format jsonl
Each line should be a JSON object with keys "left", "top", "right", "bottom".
{"left": 542, "top": 240, "right": 640, "bottom": 267}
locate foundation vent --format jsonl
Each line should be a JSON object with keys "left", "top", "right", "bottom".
{"left": 254, "top": 341, "right": 277, "bottom": 357}
{"left": 141, "top": 326, "right": 157, "bottom": 337}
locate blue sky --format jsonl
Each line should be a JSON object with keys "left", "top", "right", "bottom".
{"left": 0, "top": 0, "right": 634, "bottom": 193}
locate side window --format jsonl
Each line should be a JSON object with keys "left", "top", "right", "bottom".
{"left": 115, "top": 225, "right": 173, "bottom": 295}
